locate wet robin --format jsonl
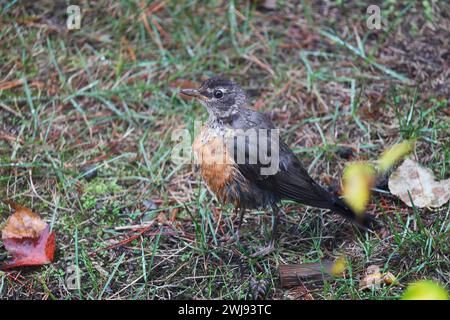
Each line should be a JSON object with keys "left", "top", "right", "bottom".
{"left": 180, "top": 76, "right": 376, "bottom": 256}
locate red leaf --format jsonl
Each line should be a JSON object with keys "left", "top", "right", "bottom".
{"left": 1, "top": 200, "right": 55, "bottom": 269}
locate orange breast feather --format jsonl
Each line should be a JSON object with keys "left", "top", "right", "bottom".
{"left": 193, "top": 128, "right": 240, "bottom": 204}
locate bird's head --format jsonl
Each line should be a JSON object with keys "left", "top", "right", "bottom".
{"left": 180, "top": 76, "right": 247, "bottom": 120}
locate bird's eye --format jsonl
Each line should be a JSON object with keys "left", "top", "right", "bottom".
{"left": 213, "top": 90, "right": 224, "bottom": 99}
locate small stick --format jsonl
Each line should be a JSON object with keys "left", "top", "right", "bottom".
{"left": 279, "top": 261, "right": 334, "bottom": 288}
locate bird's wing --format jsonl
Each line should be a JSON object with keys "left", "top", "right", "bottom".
{"left": 229, "top": 109, "right": 375, "bottom": 229}
{"left": 229, "top": 109, "right": 330, "bottom": 203}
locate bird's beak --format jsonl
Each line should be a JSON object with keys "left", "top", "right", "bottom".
{"left": 180, "top": 88, "right": 206, "bottom": 100}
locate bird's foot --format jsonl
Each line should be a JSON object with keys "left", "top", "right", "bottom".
{"left": 250, "top": 241, "right": 275, "bottom": 258}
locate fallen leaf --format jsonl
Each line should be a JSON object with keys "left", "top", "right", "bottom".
{"left": 1, "top": 200, "right": 55, "bottom": 269}
{"left": 377, "top": 140, "right": 414, "bottom": 172}
{"left": 1, "top": 201, "right": 47, "bottom": 239}
{"left": 366, "top": 265, "right": 380, "bottom": 274}
{"left": 342, "top": 163, "right": 376, "bottom": 215}
{"left": 359, "top": 265, "right": 399, "bottom": 290}
{"left": 360, "top": 273, "right": 382, "bottom": 290}
{"left": 330, "top": 255, "right": 347, "bottom": 276}
{"left": 388, "top": 159, "right": 450, "bottom": 208}
{"left": 359, "top": 265, "right": 382, "bottom": 290}
{"left": 401, "top": 280, "right": 449, "bottom": 300}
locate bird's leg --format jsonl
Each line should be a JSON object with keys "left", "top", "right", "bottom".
{"left": 250, "top": 204, "right": 280, "bottom": 257}
{"left": 226, "top": 207, "right": 245, "bottom": 243}
{"left": 269, "top": 204, "right": 280, "bottom": 246}
{"left": 234, "top": 207, "right": 245, "bottom": 242}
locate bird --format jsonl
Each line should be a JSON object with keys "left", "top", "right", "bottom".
{"left": 180, "top": 76, "right": 376, "bottom": 256}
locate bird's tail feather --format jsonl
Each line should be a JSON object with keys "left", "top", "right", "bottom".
{"left": 274, "top": 167, "right": 378, "bottom": 230}
{"left": 328, "top": 195, "right": 377, "bottom": 231}
{"left": 298, "top": 182, "right": 379, "bottom": 231}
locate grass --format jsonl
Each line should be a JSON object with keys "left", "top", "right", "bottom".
{"left": 0, "top": 1, "right": 449, "bottom": 299}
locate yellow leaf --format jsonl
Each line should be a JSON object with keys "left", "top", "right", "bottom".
{"left": 402, "top": 280, "right": 449, "bottom": 300}
{"left": 342, "top": 163, "right": 376, "bottom": 215}
{"left": 330, "top": 255, "right": 346, "bottom": 276}
{"left": 378, "top": 140, "right": 414, "bottom": 172}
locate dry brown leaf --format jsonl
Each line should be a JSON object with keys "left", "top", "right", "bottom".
{"left": 359, "top": 265, "right": 382, "bottom": 290}
{"left": 360, "top": 273, "right": 383, "bottom": 290}
{"left": 359, "top": 265, "right": 399, "bottom": 290}
{"left": 388, "top": 159, "right": 450, "bottom": 208}
{"left": 2, "top": 202, "right": 47, "bottom": 239}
